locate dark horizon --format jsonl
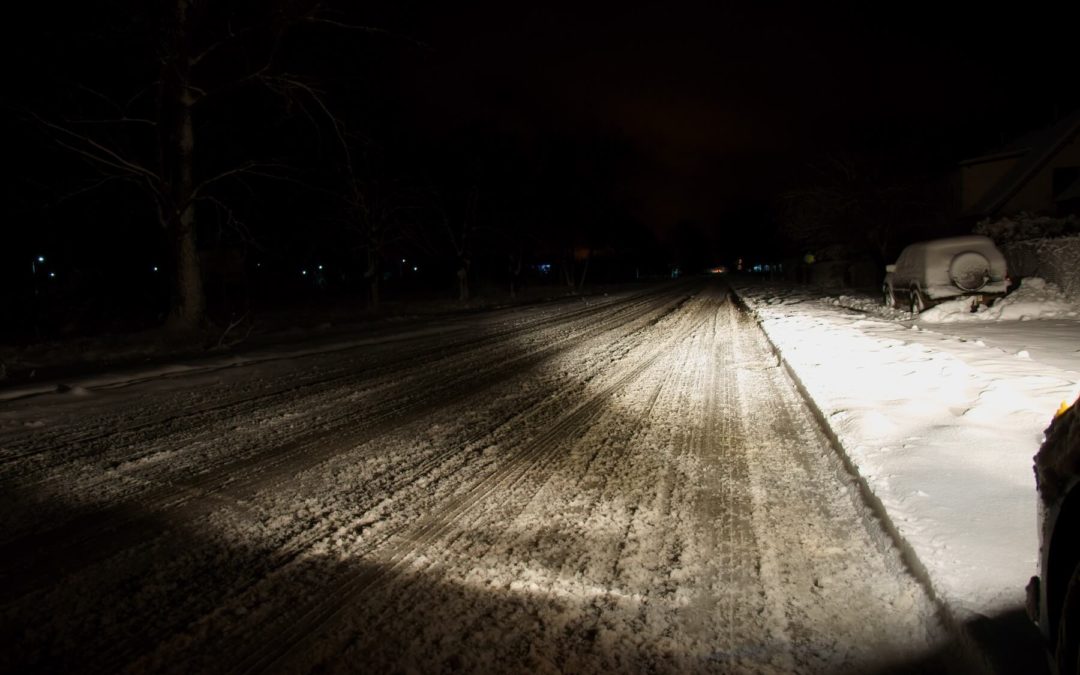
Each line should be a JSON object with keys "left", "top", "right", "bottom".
{"left": 2, "top": 1, "right": 1078, "bottom": 338}
{"left": 398, "top": 1, "right": 1080, "bottom": 227}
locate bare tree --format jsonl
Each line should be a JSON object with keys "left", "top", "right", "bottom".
{"left": 342, "top": 174, "right": 418, "bottom": 310}
{"left": 21, "top": 0, "right": 385, "bottom": 333}
{"left": 159, "top": 0, "right": 205, "bottom": 330}
{"left": 778, "top": 154, "right": 949, "bottom": 263}
{"left": 443, "top": 186, "right": 479, "bottom": 302}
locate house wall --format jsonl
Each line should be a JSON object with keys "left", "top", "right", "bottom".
{"left": 1002, "top": 133, "right": 1080, "bottom": 214}
{"left": 960, "top": 157, "right": 1018, "bottom": 212}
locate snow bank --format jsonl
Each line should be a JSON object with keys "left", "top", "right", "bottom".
{"left": 920, "top": 277, "right": 1080, "bottom": 323}
{"left": 734, "top": 280, "right": 1080, "bottom": 619}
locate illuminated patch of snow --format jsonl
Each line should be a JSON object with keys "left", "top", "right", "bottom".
{"left": 735, "top": 280, "right": 1080, "bottom": 619}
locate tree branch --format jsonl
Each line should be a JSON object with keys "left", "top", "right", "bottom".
{"left": 301, "top": 17, "right": 430, "bottom": 50}
{"left": 74, "top": 84, "right": 126, "bottom": 117}
{"left": 53, "top": 175, "right": 134, "bottom": 205}
{"left": 190, "top": 24, "right": 256, "bottom": 66}
{"left": 33, "top": 113, "right": 160, "bottom": 182}
{"left": 191, "top": 161, "right": 265, "bottom": 198}
{"left": 66, "top": 116, "right": 157, "bottom": 127}
{"left": 264, "top": 73, "right": 355, "bottom": 180}
{"left": 197, "top": 195, "right": 264, "bottom": 252}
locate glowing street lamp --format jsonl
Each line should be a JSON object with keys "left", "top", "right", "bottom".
{"left": 31, "top": 256, "right": 47, "bottom": 296}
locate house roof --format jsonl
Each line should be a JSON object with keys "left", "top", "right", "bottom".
{"left": 957, "top": 147, "right": 1028, "bottom": 167}
{"left": 964, "top": 108, "right": 1080, "bottom": 217}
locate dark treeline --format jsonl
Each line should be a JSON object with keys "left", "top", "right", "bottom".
{"left": 1, "top": 1, "right": 681, "bottom": 343}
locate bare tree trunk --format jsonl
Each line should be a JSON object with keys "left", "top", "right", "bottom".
{"left": 453, "top": 189, "right": 477, "bottom": 303}
{"left": 369, "top": 276, "right": 380, "bottom": 310}
{"left": 563, "top": 253, "right": 575, "bottom": 289}
{"left": 577, "top": 254, "right": 591, "bottom": 290}
{"left": 366, "top": 248, "right": 380, "bottom": 311}
{"left": 169, "top": 201, "right": 204, "bottom": 330}
{"left": 508, "top": 252, "right": 522, "bottom": 299}
{"left": 457, "top": 260, "right": 470, "bottom": 302}
{"left": 161, "top": 0, "right": 206, "bottom": 332}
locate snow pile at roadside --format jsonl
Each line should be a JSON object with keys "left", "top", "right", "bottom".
{"left": 829, "top": 294, "right": 912, "bottom": 319}
{"left": 733, "top": 280, "right": 1080, "bottom": 619}
{"left": 921, "top": 277, "right": 1080, "bottom": 323}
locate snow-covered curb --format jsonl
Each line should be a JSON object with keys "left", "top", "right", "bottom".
{"left": 731, "top": 292, "right": 943, "bottom": 595}
{"left": 730, "top": 283, "right": 1080, "bottom": 627}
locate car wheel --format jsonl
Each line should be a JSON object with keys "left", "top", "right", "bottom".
{"left": 883, "top": 284, "right": 897, "bottom": 308}
{"left": 1058, "top": 563, "right": 1080, "bottom": 675}
{"left": 909, "top": 286, "right": 928, "bottom": 314}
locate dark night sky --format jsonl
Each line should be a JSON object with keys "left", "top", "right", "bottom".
{"left": 1, "top": 0, "right": 1078, "bottom": 337}
{"left": 3, "top": 1, "right": 1078, "bottom": 252}
{"left": 391, "top": 1, "right": 1079, "bottom": 235}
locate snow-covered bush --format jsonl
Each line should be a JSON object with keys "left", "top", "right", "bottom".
{"left": 974, "top": 212, "right": 1080, "bottom": 244}
{"left": 975, "top": 213, "right": 1080, "bottom": 300}
{"left": 998, "top": 236, "right": 1080, "bottom": 300}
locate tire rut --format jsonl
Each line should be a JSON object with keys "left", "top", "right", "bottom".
{"left": 214, "top": 301, "right": 699, "bottom": 674}
{"left": 0, "top": 287, "right": 695, "bottom": 606}
{"left": 0, "top": 286, "right": 678, "bottom": 474}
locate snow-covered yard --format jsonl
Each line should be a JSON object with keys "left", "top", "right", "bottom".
{"left": 733, "top": 277, "right": 1080, "bottom": 622}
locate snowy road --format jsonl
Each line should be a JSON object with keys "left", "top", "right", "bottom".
{"left": 1, "top": 280, "right": 945, "bottom": 673}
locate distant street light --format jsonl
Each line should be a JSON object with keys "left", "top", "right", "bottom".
{"left": 31, "top": 256, "right": 45, "bottom": 296}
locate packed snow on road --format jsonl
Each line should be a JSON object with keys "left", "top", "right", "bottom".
{"left": 0, "top": 280, "right": 948, "bottom": 673}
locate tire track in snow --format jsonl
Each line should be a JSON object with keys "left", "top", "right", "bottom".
{"left": 698, "top": 291, "right": 793, "bottom": 671}
{"left": 3, "top": 285, "right": 671, "bottom": 488}
{"left": 215, "top": 301, "right": 702, "bottom": 674}
{"left": 5, "top": 285, "right": 699, "bottom": 673}
{"left": 269, "top": 290, "right": 712, "bottom": 672}
{"left": 0, "top": 286, "right": 676, "bottom": 475}
{"left": 310, "top": 286, "right": 940, "bottom": 673}
{"left": 327, "top": 287, "right": 778, "bottom": 672}
{"left": 0, "top": 287, "right": 695, "bottom": 607}
{"left": 518, "top": 295, "right": 712, "bottom": 669}
{"left": 333, "top": 330, "right": 682, "bottom": 668}
{"left": 2, "top": 281, "right": 945, "bottom": 673}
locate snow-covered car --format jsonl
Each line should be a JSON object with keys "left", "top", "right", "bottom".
{"left": 1029, "top": 395, "right": 1080, "bottom": 674}
{"left": 883, "top": 235, "right": 1009, "bottom": 313}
